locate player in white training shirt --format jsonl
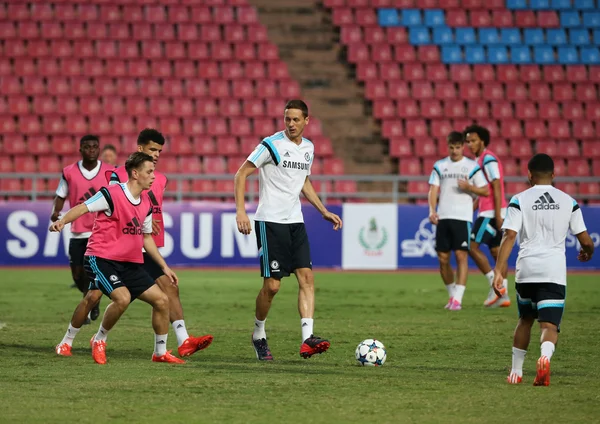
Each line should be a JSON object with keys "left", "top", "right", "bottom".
{"left": 429, "top": 131, "right": 489, "bottom": 310}
{"left": 493, "top": 154, "right": 594, "bottom": 386}
{"left": 234, "top": 100, "right": 343, "bottom": 361}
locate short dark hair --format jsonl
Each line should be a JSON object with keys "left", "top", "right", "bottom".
{"left": 447, "top": 131, "right": 464, "bottom": 144}
{"left": 463, "top": 125, "right": 490, "bottom": 147}
{"left": 528, "top": 153, "right": 554, "bottom": 176}
{"left": 137, "top": 128, "right": 165, "bottom": 146}
{"left": 80, "top": 134, "right": 99, "bottom": 145}
{"left": 284, "top": 99, "right": 309, "bottom": 118}
{"left": 125, "top": 152, "right": 154, "bottom": 177}
{"left": 102, "top": 144, "right": 117, "bottom": 153}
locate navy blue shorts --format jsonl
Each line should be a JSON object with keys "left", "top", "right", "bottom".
{"left": 255, "top": 221, "right": 312, "bottom": 279}
{"left": 84, "top": 255, "right": 155, "bottom": 301}
{"left": 516, "top": 282, "right": 566, "bottom": 330}
{"left": 471, "top": 216, "right": 502, "bottom": 248}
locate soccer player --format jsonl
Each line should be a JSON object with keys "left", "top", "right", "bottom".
{"left": 464, "top": 125, "right": 511, "bottom": 308}
{"left": 493, "top": 153, "right": 594, "bottom": 386}
{"left": 55, "top": 129, "right": 213, "bottom": 358}
{"left": 51, "top": 134, "right": 113, "bottom": 319}
{"left": 234, "top": 99, "right": 343, "bottom": 361}
{"left": 428, "top": 131, "right": 489, "bottom": 311}
{"left": 50, "top": 152, "right": 184, "bottom": 364}
{"left": 101, "top": 144, "right": 118, "bottom": 166}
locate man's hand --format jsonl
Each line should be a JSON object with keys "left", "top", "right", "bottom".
{"left": 429, "top": 212, "right": 439, "bottom": 225}
{"left": 49, "top": 220, "right": 65, "bottom": 232}
{"left": 236, "top": 212, "right": 252, "bottom": 235}
{"left": 323, "top": 211, "right": 342, "bottom": 230}
{"left": 492, "top": 269, "right": 505, "bottom": 297}
{"left": 457, "top": 178, "right": 471, "bottom": 193}
{"left": 162, "top": 266, "right": 178, "bottom": 286}
{"left": 578, "top": 248, "right": 592, "bottom": 262}
{"left": 152, "top": 219, "right": 161, "bottom": 236}
{"left": 495, "top": 217, "right": 504, "bottom": 230}
{"left": 50, "top": 212, "right": 60, "bottom": 222}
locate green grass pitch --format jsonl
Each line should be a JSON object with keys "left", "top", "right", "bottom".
{"left": 1, "top": 269, "right": 599, "bottom": 423}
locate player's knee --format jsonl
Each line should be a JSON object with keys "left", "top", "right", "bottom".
{"left": 518, "top": 316, "right": 535, "bottom": 327}
{"left": 437, "top": 253, "right": 450, "bottom": 266}
{"left": 153, "top": 292, "right": 170, "bottom": 312}
{"left": 539, "top": 321, "right": 558, "bottom": 332}
{"left": 263, "top": 278, "right": 280, "bottom": 297}
{"left": 296, "top": 269, "right": 314, "bottom": 288}
{"left": 83, "top": 289, "right": 102, "bottom": 305}
{"left": 157, "top": 276, "right": 179, "bottom": 298}
{"left": 455, "top": 251, "right": 468, "bottom": 263}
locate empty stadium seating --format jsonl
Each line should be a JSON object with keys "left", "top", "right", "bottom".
{"left": 0, "top": 0, "right": 339, "bottom": 200}
{"left": 327, "top": 0, "right": 600, "bottom": 199}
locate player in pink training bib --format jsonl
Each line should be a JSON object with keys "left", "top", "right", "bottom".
{"left": 50, "top": 134, "right": 114, "bottom": 321}
{"left": 465, "top": 125, "right": 511, "bottom": 308}
{"left": 51, "top": 152, "right": 183, "bottom": 364}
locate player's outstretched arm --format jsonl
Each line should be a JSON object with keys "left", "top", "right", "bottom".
{"left": 234, "top": 160, "right": 257, "bottom": 235}
{"left": 457, "top": 179, "right": 490, "bottom": 197}
{"left": 50, "top": 195, "right": 66, "bottom": 222}
{"left": 575, "top": 231, "right": 595, "bottom": 262}
{"left": 49, "top": 203, "right": 89, "bottom": 232}
{"left": 301, "top": 177, "right": 342, "bottom": 230}
{"left": 492, "top": 229, "right": 517, "bottom": 294}
{"left": 143, "top": 234, "right": 178, "bottom": 285}
{"left": 428, "top": 185, "right": 439, "bottom": 225}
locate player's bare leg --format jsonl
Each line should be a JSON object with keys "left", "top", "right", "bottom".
{"left": 470, "top": 242, "right": 510, "bottom": 307}
{"left": 137, "top": 285, "right": 183, "bottom": 363}
{"left": 251, "top": 277, "right": 280, "bottom": 361}
{"left": 534, "top": 322, "right": 558, "bottom": 386}
{"left": 437, "top": 251, "right": 455, "bottom": 309}
{"left": 56, "top": 289, "right": 103, "bottom": 356}
{"left": 70, "top": 263, "right": 101, "bottom": 321}
{"left": 155, "top": 275, "right": 213, "bottom": 357}
{"left": 448, "top": 250, "right": 468, "bottom": 310}
{"left": 508, "top": 316, "right": 534, "bottom": 384}
{"left": 295, "top": 268, "right": 329, "bottom": 358}
{"left": 89, "top": 287, "right": 131, "bottom": 364}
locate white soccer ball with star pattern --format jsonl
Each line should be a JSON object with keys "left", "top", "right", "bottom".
{"left": 355, "top": 339, "right": 386, "bottom": 366}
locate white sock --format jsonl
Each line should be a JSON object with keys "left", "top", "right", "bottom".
{"left": 453, "top": 284, "right": 466, "bottom": 303}
{"left": 60, "top": 323, "right": 80, "bottom": 347}
{"left": 511, "top": 347, "right": 527, "bottom": 377}
{"left": 485, "top": 271, "right": 494, "bottom": 286}
{"left": 445, "top": 282, "right": 456, "bottom": 297}
{"left": 95, "top": 325, "right": 109, "bottom": 342}
{"left": 541, "top": 341, "right": 555, "bottom": 361}
{"left": 253, "top": 317, "right": 266, "bottom": 340}
{"left": 301, "top": 318, "right": 314, "bottom": 342}
{"left": 172, "top": 320, "right": 190, "bottom": 347}
{"left": 154, "top": 333, "right": 168, "bottom": 356}
{"left": 502, "top": 279, "right": 509, "bottom": 293}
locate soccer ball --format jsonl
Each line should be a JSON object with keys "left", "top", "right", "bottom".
{"left": 355, "top": 339, "right": 386, "bottom": 366}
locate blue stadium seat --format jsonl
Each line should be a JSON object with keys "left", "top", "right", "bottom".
{"left": 506, "top": 0, "right": 527, "bottom": 8}
{"left": 593, "top": 29, "right": 600, "bottom": 44}
{"left": 500, "top": 28, "right": 522, "bottom": 45}
{"left": 409, "top": 27, "right": 431, "bottom": 45}
{"left": 534, "top": 45, "right": 556, "bottom": 64}
{"left": 570, "top": 28, "right": 591, "bottom": 46}
{"left": 574, "top": 0, "right": 595, "bottom": 9}
{"left": 424, "top": 10, "right": 445, "bottom": 27}
{"left": 488, "top": 46, "right": 509, "bottom": 64}
{"left": 455, "top": 28, "right": 476, "bottom": 45}
{"left": 560, "top": 11, "right": 582, "bottom": 27}
{"left": 524, "top": 29, "right": 545, "bottom": 45}
{"left": 583, "top": 12, "right": 600, "bottom": 28}
{"left": 378, "top": 9, "right": 400, "bottom": 27}
{"left": 546, "top": 29, "right": 567, "bottom": 46}
{"left": 551, "top": 0, "right": 573, "bottom": 8}
{"left": 530, "top": 0, "right": 551, "bottom": 9}
{"left": 441, "top": 46, "right": 463, "bottom": 63}
{"left": 479, "top": 28, "right": 500, "bottom": 45}
{"left": 401, "top": 9, "right": 422, "bottom": 27}
{"left": 558, "top": 46, "right": 579, "bottom": 64}
{"left": 465, "top": 45, "right": 486, "bottom": 64}
{"left": 433, "top": 27, "right": 454, "bottom": 45}
{"left": 511, "top": 46, "right": 532, "bottom": 64}
{"left": 580, "top": 46, "right": 600, "bottom": 64}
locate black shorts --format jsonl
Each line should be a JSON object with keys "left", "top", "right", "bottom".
{"left": 68, "top": 238, "right": 89, "bottom": 267}
{"left": 471, "top": 216, "right": 502, "bottom": 248}
{"left": 84, "top": 255, "right": 155, "bottom": 301}
{"left": 435, "top": 219, "right": 471, "bottom": 252}
{"left": 516, "top": 282, "right": 566, "bottom": 330}
{"left": 255, "top": 221, "right": 312, "bottom": 279}
{"left": 142, "top": 252, "right": 165, "bottom": 281}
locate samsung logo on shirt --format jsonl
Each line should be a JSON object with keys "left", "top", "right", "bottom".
{"left": 442, "top": 173, "right": 468, "bottom": 179}
{"left": 282, "top": 160, "right": 310, "bottom": 171}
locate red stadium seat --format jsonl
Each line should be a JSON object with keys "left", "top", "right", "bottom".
{"left": 407, "top": 181, "right": 430, "bottom": 196}
{"left": 434, "top": 82, "right": 456, "bottom": 100}
{"left": 536, "top": 140, "right": 558, "bottom": 156}
{"left": 582, "top": 142, "right": 600, "bottom": 158}
{"left": 4, "top": 135, "right": 27, "bottom": 155}
{"left": 515, "top": 101, "right": 538, "bottom": 120}
{"left": 520, "top": 65, "right": 542, "bottom": 83}
{"left": 397, "top": 100, "right": 420, "bottom": 118}
{"left": 473, "top": 65, "right": 495, "bottom": 82}
{"left": 500, "top": 120, "right": 523, "bottom": 138}
{"left": 322, "top": 158, "right": 345, "bottom": 175}
{"left": 491, "top": 101, "right": 514, "bottom": 119}
{"left": 562, "top": 102, "right": 584, "bottom": 121}
{"left": 382, "top": 120, "right": 404, "bottom": 138}
{"left": 203, "top": 157, "right": 227, "bottom": 174}
{"left": 548, "top": 121, "right": 571, "bottom": 139}
{"left": 404, "top": 63, "right": 425, "bottom": 80}
{"left": 572, "top": 122, "right": 595, "bottom": 139}
{"left": 502, "top": 158, "right": 519, "bottom": 176}
{"left": 506, "top": 83, "right": 529, "bottom": 101}
{"left": 497, "top": 65, "right": 519, "bottom": 83}
{"left": 421, "top": 100, "right": 444, "bottom": 119}
{"left": 388, "top": 81, "right": 410, "bottom": 99}
{"left": 543, "top": 66, "right": 566, "bottom": 83}
{"left": 529, "top": 83, "right": 552, "bottom": 102}
{"left": 586, "top": 104, "right": 600, "bottom": 121}
{"left": 412, "top": 82, "right": 433, "bottom": 100}
{"left": 468, "top": 101, "right": 489, "bottom": 119}
{"left": 525, "top": 120, "right": 548, "bottom": 138}
{"left": 559, "top": 141, "right": 581, "bottom": 158}
{"left": 538, "top": 101, "right": 561, "bottom": 120}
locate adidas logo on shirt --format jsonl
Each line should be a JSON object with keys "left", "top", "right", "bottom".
{"left": 122, "top": 217, "right": 143, "bottom": 235}
{"left": 532, "top": 192, "right": 560, "bottom": 210}
{"left": 78, "top": 187, "right": 97, "bottom": 203}
{"left": 148, "top": 190, "right": 161, "bottom": 215}
{"left": 284, "top": 152, "right": 291, "bottom": 157}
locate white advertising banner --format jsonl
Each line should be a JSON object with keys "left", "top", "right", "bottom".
{"left": 342, "top": 203, "right": 398, "bottom": 270}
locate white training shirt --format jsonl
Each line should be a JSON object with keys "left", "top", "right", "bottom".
{"left": 247, "top": 131, "right": 314, "bottom": 224}
{"left": 502, "top": 185, "right": 587, "bottom": 286}
{"left": 428, "top": 156, "right": 487, "bottom": 222}
{"left": 478, "top": 152, "right": 506, "bottom": 219}
{"left": 84, "top": 183, "right": 153, "bottom": 234}
{"left": 55, "top": 160, "right": 103, "bottom": 239}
